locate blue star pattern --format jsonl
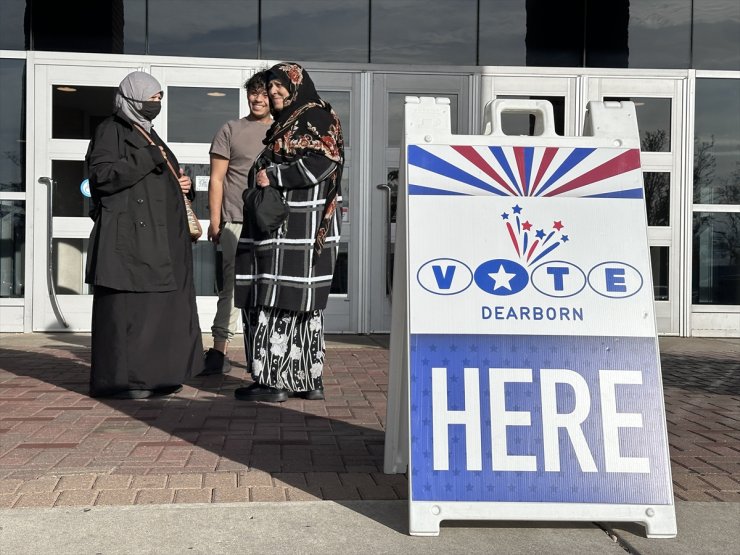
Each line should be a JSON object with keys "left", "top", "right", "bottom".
{"left": 409, "top": 333, "right": 672, "bottom": 505}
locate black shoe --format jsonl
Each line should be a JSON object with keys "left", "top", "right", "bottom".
{"left": 289, "top": 387, "right": 325, "bottom": 401}
{"left": 234, "top": 382, "right": 288, "bottom": 403}
{"left": 151, "top": 385, "right": 183, "bottom": 397}
{"left": 198, "top": 348, "right": 232, "bottom": 376}
{"left": 109, "top": 389, "right": 153, "bottom": 399}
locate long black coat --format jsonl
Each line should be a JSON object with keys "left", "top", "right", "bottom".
{"left": 85, "top": 111, "right": 190, "bottom": 292}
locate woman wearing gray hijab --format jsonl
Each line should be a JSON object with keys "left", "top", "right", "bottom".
{"left": 85, "top": 71, "right": 203, "bottom": 399}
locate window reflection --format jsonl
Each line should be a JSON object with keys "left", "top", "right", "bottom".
{"left": 478, "top": 0, "right": 526, "bottom": 66}
{"left": 694, "top": 79, "right": 740, "bottom": 205}
{"left": 627, "top": 0, "right": 691, "bottom": 69}
{"left": 0, "top": 59, "right": 25, "bottom": 193}
{"left": 148, "top": 0, "right": 258, "bottom": 58}
{"left": 387, "top": 93, "right": 458, "bottom": 148}
{"left": 192, "top": 241, "right": 218, "bottom": 297}
{"left": 180, "top": 163, "right": 211, "bottom": 220}
{"left": 525, "top": 0, "right": 585, "bottom": 67}
{"left": 371, "top": 0, "right": 477, "bottom": 65}
{"left": 262, "top": 0, "right": 368, "bottom": 63}
{"left": 52, "top": 161, "right": 90, "bottom": 218}
{"left": 693, "top": 0, "right": 740, "bottom": 70}
{"left": 330, "top": 242, "right": 349, "bottom": 295}
{"left": 387, "top": 167, "right": 399, "bottom": 224}
{"left": 167, "top": 87, "right": 239, "bottom": 143}
{"left": 0, "top": 200, "right": 25, "bottom": 298}
{"left": 692, "top": 212, "right": 740, "bottom": 305}
{"left": 52, "top": 239, "right": 89, "bottom": 295}
{"left": 643, "top": 172, "right": 670, "bottom": 226}
{"left": 340, "top": 170, "right": 350, "bottom": 225}
{"left": 650, "top": 246, "right": 670, "bottom": 301}
{"left": 605, "top": 97, "right": 672, "bottom": 152}
{"left": 31, "top": 0, "right": 145, "bottom": 54}
{"left": 497, "top": 95, "right": 565, "bottom": 136}
{"left": 0, "top": 0, "right": 26, "bottom": 50}
{"left": 319, "top": 91, "right": 350, "bottom": 147}
{"left": 53, "top": 85, "right": 117, "bottom": 140}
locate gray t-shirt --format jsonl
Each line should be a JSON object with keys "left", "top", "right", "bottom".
{"left": 209, "top": 118, "right": 269, "bottom": 223}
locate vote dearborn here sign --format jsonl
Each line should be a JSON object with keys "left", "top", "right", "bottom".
{"left": 385, "top": 98, "right": 677, "bottom": 538}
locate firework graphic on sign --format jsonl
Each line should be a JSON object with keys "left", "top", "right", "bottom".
{"left": 501, "top": 204, "right": 570, "bottom": 266}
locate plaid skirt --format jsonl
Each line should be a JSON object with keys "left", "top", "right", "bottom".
{"left": 242, "top": 305, "right": 325, "bottom": 393}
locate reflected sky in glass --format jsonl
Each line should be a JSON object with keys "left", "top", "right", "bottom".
{"left": 122, "top": 0, "right": 147, "bottom": 54}
{"left": 624, "top": 0, "right": 691, "bottom": 69}
{"left": 0, "top": 0, "right": 25, "bottom": 50}
{"left": 479, "top": 1, "right": 526, "bottom": 66}
{"left": 694, "top": 79, "right": 740, "bottom": 204}
{"left": 262, "top": 0, "right": 369, "bottom": 63}
{"left": 371, "top": 0, "right": 477, "bottom": 65}
{"left": 149, "top": 0, "right": 258, "bottom": 58}
{"left": 693, "top": 0, "right": 740, "bottom": 70}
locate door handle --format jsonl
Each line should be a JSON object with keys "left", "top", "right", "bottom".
{"left": 38, "top": 177, "right": 69, "bottom": 328}
{"left": 376, "top": 183, "right": 393, "bottom": 296}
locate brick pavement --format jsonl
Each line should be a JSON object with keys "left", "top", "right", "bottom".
{"left": 0, "top": 334, "right": 738, "bottom": 508}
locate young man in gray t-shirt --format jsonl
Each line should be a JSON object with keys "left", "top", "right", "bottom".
{"left": 201, "top": 72, "right": 271, "bottom": 375}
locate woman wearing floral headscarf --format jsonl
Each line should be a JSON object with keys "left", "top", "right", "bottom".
{"left": 85, "top": 71, "right": 203, "bottom": 399}
{"left": 234, "top": 63, "right": 344, "bottom": 403}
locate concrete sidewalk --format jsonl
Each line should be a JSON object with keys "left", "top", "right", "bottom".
{"left": 0, "top": 500, "right": 738, "bottom": 554}
{"left": 0, "top": 333, "right": 739, "bottom": 553}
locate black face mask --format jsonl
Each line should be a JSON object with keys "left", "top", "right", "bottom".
{"left": 139, "top": 101, "right": 162, "bottom": 121}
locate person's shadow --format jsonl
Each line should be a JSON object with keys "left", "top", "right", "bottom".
{"left": 0, "top": 334, "right": 407, "bottom": 532}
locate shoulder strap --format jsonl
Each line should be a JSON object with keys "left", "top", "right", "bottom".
{"left": 132, "top": 123, "right": 180, "bottom": 181}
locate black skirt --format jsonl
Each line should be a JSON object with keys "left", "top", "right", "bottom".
{"left": 90, "top": 285, "right": 202, "bottom": 396}
{"left": 90, "top": 173, "right": 202, "bottom": 396}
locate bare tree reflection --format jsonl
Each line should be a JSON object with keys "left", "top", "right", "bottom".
{"left": 691, "top": 137, "right": 740, "bottom": 304}
{"left": 641, "top": 130, "right": 670, "bottom": 226}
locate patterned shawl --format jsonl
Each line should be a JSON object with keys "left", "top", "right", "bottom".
{"left": 263, "top": 62, "right": 344, "bottom": 256}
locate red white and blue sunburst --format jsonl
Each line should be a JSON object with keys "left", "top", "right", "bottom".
{"left": 407, "top": 144, "right": 643, "bottom": 199}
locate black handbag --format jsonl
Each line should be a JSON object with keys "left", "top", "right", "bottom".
{"left": 243, "top": 185, "right": 289, "bottom": 233}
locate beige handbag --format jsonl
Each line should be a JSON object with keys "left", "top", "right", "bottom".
{"left": 133, "top": 124, "right": 203, "bottom": 241}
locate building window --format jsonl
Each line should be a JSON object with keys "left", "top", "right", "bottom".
{"left": 371, "top": 0, "right": 477, "bottom": 65}
{"left": 148, "top": 0, "right": 258, "bottom": 58}
{"left": 0, "top": 58, "right": 26, "bottom": 299}
{"left": 0, "top": 59, "right": 25, "bottom": 193}
{"left": 0, "top": 0, "right": 27, "bottom": 50}
{"left": 692, "top": 78, "right": 740, "bottom": 306}
{"left": 693, "top": 0, "right": 740, "bottom": 70}
{"left": 0, "top": 201, "right": 24, "bottom": 298}
{"left": 166, "top": 87, "right": 239, "bottom": 144}
{"left": 262, "top": 0, "right": 369, "bottom": 63}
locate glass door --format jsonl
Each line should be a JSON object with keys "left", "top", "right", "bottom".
{"left": 368, "top": 73, "right": 471, "bottom": 332}
{"left": 150, "top": 64, "right": 251, "bottom": 334}
{"left": 308, "top": 69, "right": 362, "bottom": 332}
{"left": 585, "top": 76, "right": 685, "bottom": 335}
{"left": 32, "top": 63, "right": 140, "bottom": 331}
{"left": 151, "top": 65, "right": 363, "bottom": 333}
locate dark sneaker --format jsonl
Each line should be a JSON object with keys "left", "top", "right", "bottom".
{"left": 289, "top": 387, "right": 325, "bottom": 401}
{"left": 198, "top": 348, "right": 232, "bottom": 376}
{"left": 234, "top": 382, "right": 288, "bottom": 403}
